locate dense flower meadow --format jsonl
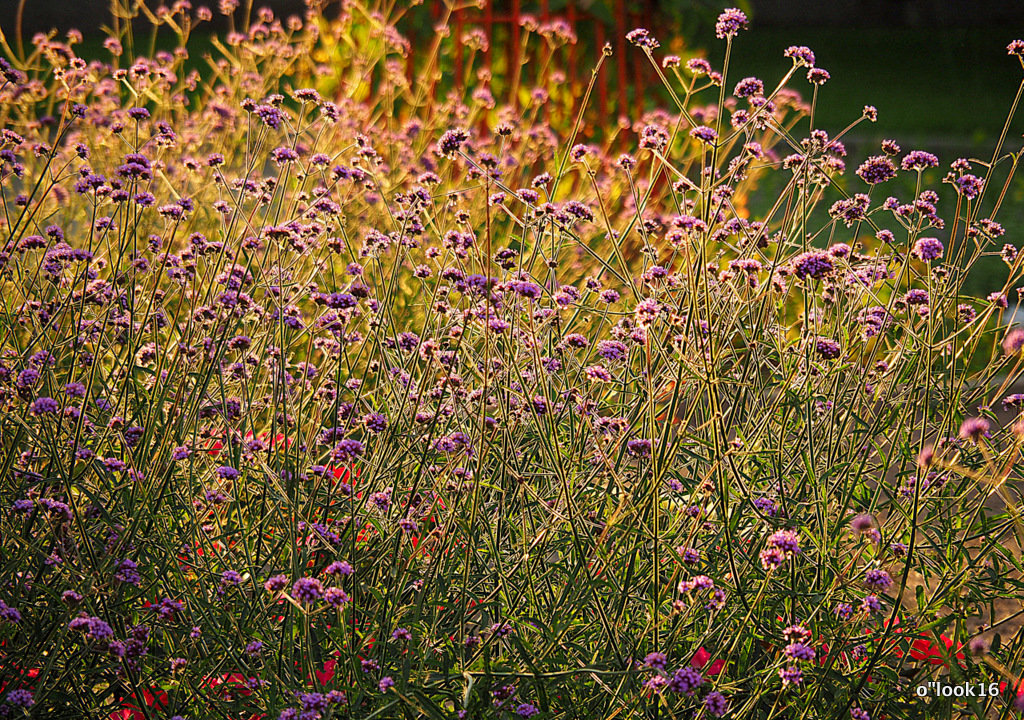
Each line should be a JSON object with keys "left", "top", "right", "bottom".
{"left": 3, "top": 1, "right": 1024, "bottom": 718}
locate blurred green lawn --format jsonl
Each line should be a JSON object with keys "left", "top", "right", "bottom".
{"left": 717, "top": 25, "right": 1024, "bottom": 298}
{"left": 719, "top": 25, "right": 1023, "bottom": 144}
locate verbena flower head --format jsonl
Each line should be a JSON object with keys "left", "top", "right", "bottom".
{"left": 850, "top": 514, "right": 876, "bottom": 533}
{"left": 715, "top": 8, "right": 748, "bottom": 39}
{"left": 959, "top": 417, "right": 990, "bottom": 442}
{"left": 29, "top": 396, "right": 59, "bottom": 415}
{"left": 324, "top": 587, "right": 350, "bottom": 607}
{"left": 689, "top": 125, "right": 719, "bottom": 145}
{"left": 216, "top": 465, "right": 240, "bottom": 480}
{"left": 292, "top": 577, "right": 323, "bottom": 604}
{"left": 437, "top": 128, "right": 469, "bottom": 158}
{"left": 4, "top": 689, "right": 33, "bottom": 708}
{"left": 951, "top": 172, "right": 984, "bottom": 197}
{"left": 784, "top": 641, "right": 815, "bottom": 662}
{"left": 626, "top": 438, "right": 653, "bottom": 458}
{"left": 704, "top": 691, "right": 728, "bottom": 717}
{"left": 325, "top": 560, "right": 353, "bottom": 576}
{"left": 1003, "top": 328, "right": 1024, "bottom": 355}
{"left": 901, "top": 150, "right": 940, "bottom": 171}
{"left": 856, "top": 155, "right": 897, "bottom": 184}
{"left": 171, "top": 445, "right": 191, "bottom": 461}
{"left": 791, "top": 250, "right": 833, "bottom": 280}
{"left": 0, "top": 601, "right": 21, "bottom": 624}
{"left": 784, "top": 46, "right": 815, "bottom": 66}
{"left": 686, "top": 57, "right": 712, "bottom": 76}
{"left": 778, "top": 665, "right": 803, "bottom": 686}
{"left": 807, "top": 67, "right": 830, "bottom": 85}
{"left": 968, "top": 636, "right": 989, "bottom": 657}
{"left": 264, "top": 574, "right": 288, "bottom": 593}
{"left": 911, "top": 237, "right": 944, "bottom": 262}
{"left": 643, "top": 651, "right": 668, "bottom": 669}
{"left": 764, "top": 529, "right": 801, "bottom": 568}
{"left": 69, "top": 615, "right": 113, "bottom": 641}
{"left": 863, "top": 568, "right": 893, "bottom": 590}
{"left": 626, "top": 28, "right": 659, "bottom": 50}
{"left": 815, "top": 338, "right": 841, "bottom": 360}
{"left": 254, "top": 104, "right": 283, "bottom": 129}
{"left": 667, "top": 666, "right": 703, "bottom": 695}
{"left": 734, "top": 77, "right": 764, "bottom": 98}
{"left": 861, "top": 594, "right": 882, "bottom": 614}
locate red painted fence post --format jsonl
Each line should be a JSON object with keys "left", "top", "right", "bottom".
{"left": 509, "top": 0, "right": 521, "bottom": 109}
{"left": 455, "top": 7, "right": 464, "bottom": 90}
{"left": 615, "top": 0, "right": 627, "bottom": 121}
{"left": 484, "top": 0, "right": 493, "bottom": 75}
{"left": 595, "top": 20, "right": 608, "bottom": 123}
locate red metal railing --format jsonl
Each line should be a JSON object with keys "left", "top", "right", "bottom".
{"left": 403, "top": 0, "right": 660, "bottom": 125}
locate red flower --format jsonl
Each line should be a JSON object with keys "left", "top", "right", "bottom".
{"left": 882, "top": 617, "right": 966, "bottom": 667}
{"left": 108, "top": 687, "right": 168, "bottom": 720}
{"left": 690, "top": 646, "right": 725, "bottom": 675}
{"left": 0, "top": 664, "right": 39, "bottom": 695}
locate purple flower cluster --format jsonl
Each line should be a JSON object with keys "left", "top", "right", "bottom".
{"left": 0, "top": 7, "right": 1017, "bottom": 718}
{"left": 437, "top": 128, "right": 469, "bottom": 158}
{"left": 856, "top": 155, "right": 897, "bottom": 184}
{"left": 69, "top": 614, "right": 114, "bottom": 641}
{"left": 863, "top": 569, "right": 893, "bottom": 590}
{"left": 666, "top": 666, "right": 704, "bottom": 695}
{"left": 715, "top": 8, "right": 748, "bottom": 38}
{"left": 791, "top": 250, "right": 833, "bottom": 280}
{"left": 901, "top": 150, "right": 939, "bottom": 171}
{"left": 292, "top": 577, "right": 324, "bottom": 604}
{"left": 959, "top": 417, "right": 990, "bottom": 442}
{"left": 760, "top": 529, "right": 801, "bottom": 570}
{"left": 626, "top": 28, "right": 659, "bottom": 50}
{"left": 911, "top": 237, "right": 943, "bottom": 262}
{"left": 815, "top": 338, "right": 841, "bottom": 360}
{"left": 689, "top": 125, "right": 719, "bottom": 145}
